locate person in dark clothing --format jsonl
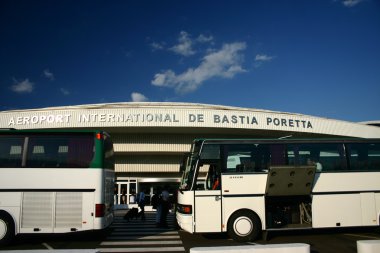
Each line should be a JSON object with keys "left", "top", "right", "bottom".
{"left": 153, "top": 187, "right": 162, "bottom": 226}
{"left": 137, "top": 189, "right": 146, "bottom": 221}
{"left": 159, "top": 185, "right": 170, "bottom": 228}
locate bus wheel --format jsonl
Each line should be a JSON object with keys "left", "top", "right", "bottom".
{"left": 227, "top": 210, "right": 261, "bottom": 242}
{"left": 0, "top": 212, "right": 15, "bottom": 246}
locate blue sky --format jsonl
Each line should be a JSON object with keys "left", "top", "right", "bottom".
{"left": 0, "top": 0, "right": 379, "bottom": 122}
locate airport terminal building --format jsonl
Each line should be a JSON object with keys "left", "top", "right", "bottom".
{"left": 1, "top": 102, "right": 380, "bottom": 207}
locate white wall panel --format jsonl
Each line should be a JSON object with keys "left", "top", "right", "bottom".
{"left": 112, "top": 134, "right": 192, "bottom": 153}
{"left": 115, "top": 155, "right": 181, "bottom": 173}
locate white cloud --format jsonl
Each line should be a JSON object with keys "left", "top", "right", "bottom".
{"left": 60, "top": 88, "right": 70, "bottom": 95}
{"left": 151, "top": 31, "right": 214, "bottom": 56}
{"left": 43, "top": 69, "right": 55, "bottom": 81}
{"left": 152, "top": 42, "right": 247, "bottom": 94}
{"left": 151, "top": 70, "right": 177, "bottom": 87}
{"left": 197, "top": 34, "right": 214, "bottom": 43}
{"left": 342, "top": 0, "right": 364, "bottom": 7}
{"left": 254, "top": 54, "right": 275, "bottom": 68}
{"left": 131, "top": 92, "right": 149, "bottom": 102}
{"left": 255, "top": 54, "right": 274, "bottom": 62}
{"left": 151, "top": 42, "right": 165, "bottom": 51}
{"left": 169, "top": 31, "right": 196, "bottom": 57}
{"left": 10, "top": 78, "right": 34, "bottom": 93}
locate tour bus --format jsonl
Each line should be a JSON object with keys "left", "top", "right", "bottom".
{"left": 0, "top": 129, "right": 115, "bottom": 245}
{"left": 176, "top": 138, "right": 380, "bottom": 242}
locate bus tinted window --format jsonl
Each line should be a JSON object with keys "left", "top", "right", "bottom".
{"left": 225, "top": 144, "right": 255, "bottom": 172}
{"left": 200, "top": 144, "right": 220, "bottom": 160}
{"left": 0, "top": 136, "right": 24, "bottom": 168}
{"left": 288, "top": 143, "right": 347, "bottom": 172}
{"left": 104, "top": 134, "right": 115, "bottom": 170}
{"left": 347, "top": 143, "right": 380, "bottom": 171}
{"left": 26, "top": 135, "right": 94, "bottom": 168}
{"left": 225, "top": 144, "right": 288, "bottom": 173}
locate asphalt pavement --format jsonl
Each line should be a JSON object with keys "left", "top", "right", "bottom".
{"left": 1, "top": 210, "right": 379, "bottom": 253}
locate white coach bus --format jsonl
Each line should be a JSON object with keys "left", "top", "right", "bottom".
{"left": 0, "top": 129, "right": 115, "bottom": 245}
{"left": 176, "top": 138, "right": 380, "bottom": 242}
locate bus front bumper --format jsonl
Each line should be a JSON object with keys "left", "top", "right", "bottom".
{"left": 176, "top": 212, "right": 193, "bottom": 233}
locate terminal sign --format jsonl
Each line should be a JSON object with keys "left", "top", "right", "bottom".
{"left": 6, "top": 112, "right": 313, "bottom": 129}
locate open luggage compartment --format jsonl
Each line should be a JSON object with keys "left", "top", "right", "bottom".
{"left": 265, "top": 165, "right": 316, "bottom": 229}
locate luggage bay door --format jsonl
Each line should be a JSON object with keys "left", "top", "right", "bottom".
{"left": 265, "top": 165, "right": 316, "bottom": 229}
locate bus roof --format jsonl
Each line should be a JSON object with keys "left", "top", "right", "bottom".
{"left": 0, "top": 129, "right": 106, "bottom": 134}
{"left": 194, "top": 137, "right": 380, "bottom": 144}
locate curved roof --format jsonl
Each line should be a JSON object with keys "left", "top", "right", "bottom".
{"left": 1, "top": 102, "right": 380, "bottom": 138}
{"left": 359, "top": 121, "right": 380, "bottom": 127}
{"left": 1, "top": 102, "right": 289, "bottom": 114}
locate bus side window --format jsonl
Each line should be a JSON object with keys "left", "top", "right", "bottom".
{"left": 269, "top": 144, "right": 287, "bottom": 166}
{"left": 194, "top": 161, "right": 221, "bottom": 190}
{"left": 28, "top": 145, "right": 46, "bottom": 167}
{"left": 0, "top": 136, "right": 24, "bottom": 168}
{"left": 225, "top": 144, "right": 260, "bottom": 173}
{"left": 27, "top": 136, "right": 60, "bottom": 168}
{"left": 319, "top": 145, "right": 346, "bottom": 171}
{"left": 104, "top": 135, "right": 115, "bottom": 170}
{"left": 255, "top": 145, "right": 270, "bottom": 172}
{"left": 66, "top": 136, "right": 94, "bottom": 167}
{"left": 347, "top": 143, "right": 380, "bottom": 171}
{"left": 194, "top": 162, "right": 208, "bottom": 190}
{"left": 57, "top": 145, "right": 69, "bottom": 167}
{"left": 367, "top": 143, "right": 380, "bottom": 171}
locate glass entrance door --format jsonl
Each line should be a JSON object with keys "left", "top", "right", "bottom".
{"left": 117, "top": 179, "right": 137, "bottom": 206}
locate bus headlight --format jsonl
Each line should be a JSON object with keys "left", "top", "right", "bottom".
{"left": 177, "top": 204, "right": 192, "bottom": 214}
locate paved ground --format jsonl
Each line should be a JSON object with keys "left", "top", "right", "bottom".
{"left": 97, "top": 210, "right": 184, "bottom": 252}
{"left": 1, "top": 210, "right": 379, "bottom": 252}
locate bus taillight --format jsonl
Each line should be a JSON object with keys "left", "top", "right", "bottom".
{"left": 96, "top": 133, "right": 103, "bottom": 140}
{"left": 95, "top": 204, "right": 106, "bottom": 217}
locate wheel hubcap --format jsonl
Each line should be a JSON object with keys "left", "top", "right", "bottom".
{"left": 0, "top": 219, "right": 7, "bottom": 240}
{"left": 233, "top": 216, "right": 253, "bottom": 236}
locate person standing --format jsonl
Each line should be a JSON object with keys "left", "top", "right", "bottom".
{"left": 114, "top": 186, "right": 118, "bottom": 205}
{"left": 137, "top": 189, "right": 146, "bottom": 221}
{"left": 121, "top": 188, "right": 126, "bottom": 205}
{"left": 159, "top": 185, "right": 170, "bottom": 228}
{"left": 153, "top": 187, "right": 162, "bottom": 226}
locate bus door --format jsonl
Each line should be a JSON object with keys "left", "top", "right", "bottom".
{"left": 194, "top": 163, "right": 222, "bottom": 233}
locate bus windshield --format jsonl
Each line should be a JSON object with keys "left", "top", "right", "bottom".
{"left": 179, "top": 141, "right": 202, "bottom": 190}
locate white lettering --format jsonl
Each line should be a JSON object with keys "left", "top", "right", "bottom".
{"left": 17, "top": 117, "right": 23, "bottom": 125}
{"left": 99, "top": 114, "right": 106, "bottom": 122}
{"left": 8, "top": 114, "right": 72, "bottom": 125}
{"left": 8, "top": 117, "right": 15, "bottom": 126}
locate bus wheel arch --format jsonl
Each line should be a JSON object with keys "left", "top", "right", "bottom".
{"left": 0, "top": 211, "right": 15, "bottom": 246}
{"left": 227, "top": 209, "right": 262, "bottom": 242}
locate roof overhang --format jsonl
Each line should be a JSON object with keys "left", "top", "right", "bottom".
{"left": 1, "top": 102, "right": 380, "bottom": 138}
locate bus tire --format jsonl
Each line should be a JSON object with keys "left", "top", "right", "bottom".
{"left": 227, "top": 210, "right": 261, "bottom": 242}
{"left": 0, "top": 211, "right": 15, "bottom": 246}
